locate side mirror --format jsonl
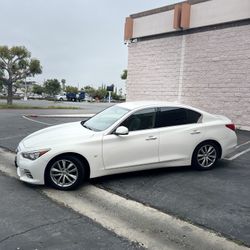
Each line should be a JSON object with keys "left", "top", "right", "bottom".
{"left": 115, "top": 126, "right": 129, "bottom": 136}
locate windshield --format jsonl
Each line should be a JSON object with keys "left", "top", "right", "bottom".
{"left": 83, "top": 105, "right": 130, "bottom": 131}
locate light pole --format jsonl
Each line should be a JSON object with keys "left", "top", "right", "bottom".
{"left": 108, "top": 91, "right": 111, "bottom": 103}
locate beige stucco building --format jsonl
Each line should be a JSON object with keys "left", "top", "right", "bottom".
{"left": 124, "top": 0, "right": 250, "bottom": 130}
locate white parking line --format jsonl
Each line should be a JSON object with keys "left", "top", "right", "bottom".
{"left": 225, "top": 148, "right": 250, "bottom": 161}
{"left": 22, "top": 115, "right": 53, "bottom": 126}
{"left": 236, "top": 141, "right": 250, "bottom": 149}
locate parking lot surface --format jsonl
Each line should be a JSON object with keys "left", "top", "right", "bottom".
{"left": 0, "top": 107, "right": 250, "bottom": 247}
{"left": 96, "top": 153, "right": 250, "bottom": 245}
{"left": 0, "top": 172, "right": 140, "bottom": 250}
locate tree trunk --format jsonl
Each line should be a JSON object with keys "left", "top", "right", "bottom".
{"left": 7, "top": 80, "right": 13, "bottom": 105}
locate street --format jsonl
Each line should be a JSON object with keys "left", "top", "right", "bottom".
{"left": 0, "top": 103, "right": 250, "bottom": 249}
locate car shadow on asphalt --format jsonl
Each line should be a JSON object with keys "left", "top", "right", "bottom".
{"left": 18, "top": 160, "right": 232, "bottom": 191}
{"left": 90, "top": 160, "right": 231, "bottom": 185}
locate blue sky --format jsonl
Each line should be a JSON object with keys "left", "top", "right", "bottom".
{"left": 0, "top": 0, "right": 181, "bottom": 91}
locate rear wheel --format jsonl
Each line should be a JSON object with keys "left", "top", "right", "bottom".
{"left": 46, "top": 155, "right": 85, "bottom": 190}
{"left": 192, "top": 142, "right": 219, "bottom": 170}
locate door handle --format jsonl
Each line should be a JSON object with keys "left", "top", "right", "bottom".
{"left": 146, "top": 136, "right": 157, "bottom": 141}
{"left": 190, "top": 130, "right": 201, "bottom": 135}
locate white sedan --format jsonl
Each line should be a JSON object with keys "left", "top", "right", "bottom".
{"left": 15, "top": 101, "right": 237, "bottom": 190}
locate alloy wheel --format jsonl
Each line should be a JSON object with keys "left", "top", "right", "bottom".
{"left": 197, "top": 145, "right": 217, "bottom": 168}
{"left": 50, "top": 159, "right": 79, "bottom": 188}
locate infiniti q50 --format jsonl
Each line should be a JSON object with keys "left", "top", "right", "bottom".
{"left": 15, "top": 101, "right": 237, "bottom": 190}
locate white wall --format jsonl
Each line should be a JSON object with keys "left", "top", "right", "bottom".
{"left": 133, "top": 10, "right": 175, "bottom": 38}
{"left": 190, "top": 0, "right": 250, "bottom": 28}
{"left": 132, "top": 0, "right": 250, "bottom": 38}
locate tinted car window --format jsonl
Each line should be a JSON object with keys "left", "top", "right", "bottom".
{"left": 157, "top": 107, "right": 201, "bottom": 127}
{"left": 121, "top": 108, "right": 156, "bottom": 131}
{"left": 186, "top": 109, "right": 202, "bottom": 123}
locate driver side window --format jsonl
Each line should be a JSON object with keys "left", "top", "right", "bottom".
{"left": 121, "top": 108, "right": 156, "bottom": 131}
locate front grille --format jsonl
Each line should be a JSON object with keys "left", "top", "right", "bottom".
{"left": 23, "top": 169, "right": 33, "bottom": 179}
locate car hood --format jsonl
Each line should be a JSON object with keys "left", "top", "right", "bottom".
{"left": 22, "top": 122, "right": 95, "bottom": 149}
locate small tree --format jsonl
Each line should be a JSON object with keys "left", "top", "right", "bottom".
{"left": 44, "top": 79, "right": 61, "bottom": 96}
{"left": 111, "top": 92, "right": 122, "bottom": 100}
{"left": 121, "top": 69, "right": 127, "bottom": 80}
{"left": 84, "top": 85, "right": 96, "bottom": 98}
{"left": 0, "top": 79, "right": 3, "bottom": 92}
{"left": 0, "top": 70, "right": 3, "bottom": 91}
{"left": 0, "top": 46, "right": 42, "bottom": 104}
{"left": 65, "top": 85, "right": 78, "bottom": 94}
{"left": 95, "top": 87, "right": 107, "bottom": 100}
{"left": 32, "top": 84, "right": 44, "bottom": 95}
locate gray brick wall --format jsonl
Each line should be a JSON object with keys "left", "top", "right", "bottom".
{"left": 126, "top": 24, "right": 250, "bottom": 130}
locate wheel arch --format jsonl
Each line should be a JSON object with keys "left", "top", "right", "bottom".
{"left": 193, "top": 139, "right": 222, "bottom": 160}
{"left": 44, "top": 152, "right": 91, "bottom": 184}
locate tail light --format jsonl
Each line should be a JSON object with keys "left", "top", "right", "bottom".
{"left": 226, "top": 124, "right": 236, "bottom": 131}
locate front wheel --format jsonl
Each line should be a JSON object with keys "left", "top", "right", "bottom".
{"left": 192, "top": 142, "right": 219, "bottom": 170}
{"left": 46, "top": 155, "right": 85, "bottom": 190}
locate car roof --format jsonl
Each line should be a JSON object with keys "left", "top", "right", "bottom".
{"left": 116, "top": 101, "right": 203, "bottom": 112}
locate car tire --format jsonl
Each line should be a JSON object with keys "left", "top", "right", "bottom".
{"left": 192, "top": 142, "right": 219, "bottom": 170}
{"left": 59, "top": 98, "right": 63, "bottom": 101}
{"left": 46, "top": 155, "right": 85, "bottom": 190}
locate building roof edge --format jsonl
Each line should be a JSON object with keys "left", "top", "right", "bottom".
{"left": 130, "top": 0, "right": 211, "bottom": 19}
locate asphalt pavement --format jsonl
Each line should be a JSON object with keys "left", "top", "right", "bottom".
{"left": 0, "top": 104, "right": 250, "bottom": 248}
{"left": 0, "top": 172, "right": 140, "bottom": 250}
{"left": 0, "top": 107, "right": 100, "bottom": 151}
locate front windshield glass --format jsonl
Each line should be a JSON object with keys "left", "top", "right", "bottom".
{"left": 83, "top": 105, "right": 130, "bottom": 131}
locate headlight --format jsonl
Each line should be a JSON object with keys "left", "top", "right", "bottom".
{"left": 22, "top": 149, "right": 51, "bottom": 161}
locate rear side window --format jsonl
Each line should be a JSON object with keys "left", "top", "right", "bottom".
{"left": 157, "top": 107, "right": 201, "bottom": 127}
{"left": 187, "top": 109, "right": 201, "bottom": 124}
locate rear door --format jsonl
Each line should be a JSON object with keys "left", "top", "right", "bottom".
{"left": 157, "top": 107, "right": 206, "bottom": 164}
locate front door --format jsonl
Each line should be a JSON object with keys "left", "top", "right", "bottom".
{"left": 102, "top": 108, "right": 159, "bottom": 170}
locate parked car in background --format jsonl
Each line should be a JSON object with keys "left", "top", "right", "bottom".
{"left": 102, "top": 96, "right": 114, "bottom": 103}
{"left": 29, "top": 94, "right": 43, "bottom": 99}
{"left": 15, "top": 101, "right": 237, "bottom": 190}
{"left": 66, "top": 92, "right": 85, "bottom": 102}
{"left": 55, "top": 92, "right": 67, "bottom": 101}
{"left": 84, "top": 93, "right": 94, "bottom": 102}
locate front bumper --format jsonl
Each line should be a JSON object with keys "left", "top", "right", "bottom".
{"left": 16, "top": 167, "right": 44, "bottom": 185}
{"left": 15, "top": 144, "right": 47, "bottom": 185}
